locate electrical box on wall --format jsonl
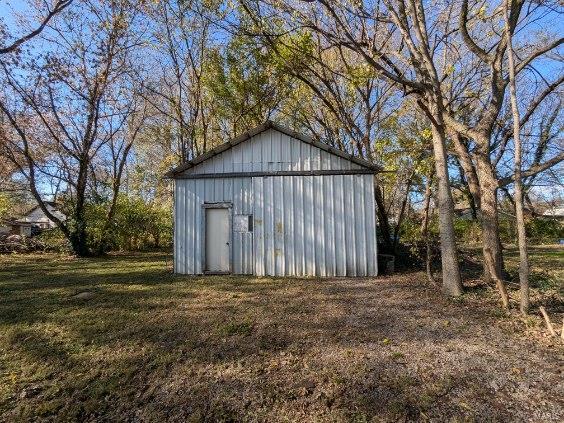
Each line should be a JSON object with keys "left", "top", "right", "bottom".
{"left": 233, "top": 214, "right": 253, "bottom": 233}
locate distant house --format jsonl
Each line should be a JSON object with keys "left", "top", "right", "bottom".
{"left": 0, "top": 222, "right": 12, "bottom": 236}
{"left": 542, "top": 206, "right": 564, "bottom": 220}
{"left": 454, "top": 206, "right": 476, "bottom": 220}
{"left": 2, "top": 220, "right": 33, "bottom": 237}
{"left": 3, "top": 202, "right": 66, "bottom": 237}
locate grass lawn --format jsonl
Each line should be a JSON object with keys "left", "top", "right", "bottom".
{"left": 0, "top": 248, "right": 562, "bottom": 421}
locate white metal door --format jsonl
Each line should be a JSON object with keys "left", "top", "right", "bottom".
{"left": 205, "top": 208, "right": 230, "bottom": 272}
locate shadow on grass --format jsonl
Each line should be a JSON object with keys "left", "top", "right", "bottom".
{"left": 0, "top": 252, "right": 561, "bottom": 421}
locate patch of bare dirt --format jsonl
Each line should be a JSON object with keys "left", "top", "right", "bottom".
{"left": 131, "top": 274, "right": 564, "bottom": 422}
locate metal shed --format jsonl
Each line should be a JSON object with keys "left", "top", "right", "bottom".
{"left": 166, "top": 121, "right": 379, "bottom": 277}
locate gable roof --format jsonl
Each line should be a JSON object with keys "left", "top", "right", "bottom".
{"left": 22, "top": 201, "right": 60, "bottom": 216}
{"left": 164, "top": 121, "right": 381, "bottom": 178}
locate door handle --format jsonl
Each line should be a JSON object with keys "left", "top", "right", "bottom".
{"left": 226, "top": 242, "right": 230, "bottom": 245}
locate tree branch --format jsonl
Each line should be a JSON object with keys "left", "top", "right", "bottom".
{"left": 499, "top": 152, "right": 564, "bottom": 186}
{"left": 0, "top": 0, "right": 73, "bottom": 55}
{"left": 459, "top": 0, "right": 491, "bottom": 63}
{"left": 515, "top": 37, "right": 564, "bottom": 75}
{"left": 493, "top": 74, "right": 564, "bottom": 166}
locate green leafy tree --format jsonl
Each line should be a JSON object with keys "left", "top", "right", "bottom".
{"left": 203, "top": 30, "right": 293, "bottom": 137}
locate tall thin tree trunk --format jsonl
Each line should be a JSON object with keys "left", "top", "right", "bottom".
{"left": 374, "top": 182, "right": 394, "bottom": 253}
{"left": 451, "top": 129, "right": 509, "bottom": 286}
{"left": 504, "top": 0, "right": 529, "bottom": 314}
{"left": 393, "top": 171, "right": 415, "bottom": 254}
{"left": 430, "top": 119, "right": 463, "bottom": 296}
{"left": 421, "top": 170, "right": 436, "bottom": 285}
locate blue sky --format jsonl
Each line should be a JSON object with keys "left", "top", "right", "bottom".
{"left": 1, "top": 0, "right": 562, "bottom": 201}
{"left": 0, "top": 0, "right": 24, "bottom": 26}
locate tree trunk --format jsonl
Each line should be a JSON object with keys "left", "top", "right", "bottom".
{"left": 430, "top": 121, "right": 463, "bottom": 296}
{"left": 477, "top": 162, "right": 510, "bottom": 308}
{"left": 393, "top": 171, "right": 415, "bottom": 254}
{"left": 450, "top": 131, "right": 482, "bottom": 214}
{"left": 374, "top": 182, "right": 394, "bottom": 253}
{"left": 452, "top": 129, "right": 509, "bottom": 301}
{"left": 71, "top": 157, "right": 90, "bottom": 257}
{"left": 70, "top": 219, "right": 89, "bottom": 257}
{"left": 449, "top": 127, "right": 511, "bottom": 285}
{"left": 504, "top": 0, "right": 529, "bottom": 314}
{"left": 421, "top": 171, "right": 436, "bottom": 285}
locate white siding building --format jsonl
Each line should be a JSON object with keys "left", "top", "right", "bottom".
{"left": 166, "top": 121, "right": 379, "bottom": 277}
{"left": 17, "top": 202, "right": 66, "bottom": 229}
{"left": 7, "top": 201, "right": 66, "bottom": 236}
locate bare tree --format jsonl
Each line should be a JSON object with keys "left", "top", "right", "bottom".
{"left": 238, "top": 0, "right": 464, "bottom": 295}
{"left": 141, "top": 0, "right": 214, "bottom": 162}
{"left": 0, "top": 0, "right": 73, "bottom": 55}
{"left": 0, "top": 0, "right": 146, "bottom": 256}
{"left": 247, "top": 0, "right": 564, "bottom": 303}
{"left": 95, "top": 97, "right": 150, "bottom": 254}
{"left": 442, "top": 0, "right": 562, "bottom": 307}
{"left": 503, "top": 0, "right": 529, "bottom": 314}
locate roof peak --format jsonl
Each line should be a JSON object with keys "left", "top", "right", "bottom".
{"left": 165, "top": 120, "right": 381, "bottom": 178}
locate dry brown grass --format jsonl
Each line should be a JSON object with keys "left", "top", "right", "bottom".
{"left": 0, "top": 249, "right": 562, "bottom": 421}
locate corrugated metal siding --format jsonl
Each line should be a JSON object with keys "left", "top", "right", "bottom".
{"left": 174, "top": 177, "right": 253, "bottom": 274}
{"left": 174, "top": 174, "right": 377, "bottom": 276}
{"left": 173, "top": 127, "right": 377, "bottom": 276}
{"left": 181, "top": 128, "right": 361, "bottom": 175}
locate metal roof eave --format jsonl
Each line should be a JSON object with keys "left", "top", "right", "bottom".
{"left": 164, "top": 120, "right": 383, "bottom": 179}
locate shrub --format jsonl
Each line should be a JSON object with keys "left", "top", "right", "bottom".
{"left": 36, "top": 228, "right": 72, "bottom": 253}
{"left": 453, "top": 219, "right": 482, "bottom": 244}
{"left": 526, "top": 218, "right": 564, "bottom": 244}
{"left": 84, "top": 197, "right": 172, "bottom": 252}
{"left": 0, "top": 229, "right": 70, "bottom": 254}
